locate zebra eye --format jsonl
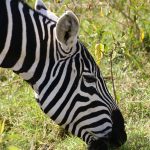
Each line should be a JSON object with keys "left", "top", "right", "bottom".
{"left": 83, "top": 74, "right": 97, "bottom": 83}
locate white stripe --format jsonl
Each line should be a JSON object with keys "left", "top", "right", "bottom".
{"left": 20, "top": 10, "right": 40, "bottom": 80}
{"left": 33, "top": 23, "right": 53, "bottom": 93}
{"left": 68, "top": 105, "right": 109, "bottom": 132}
{"left": 84, "top": 133, "right": 91, "bottom": 144}
{"left": 75, "top": 115, "right": 111, "bottom": 137}
{"left": 81, "top": 122, "right": 112, "bottom": 139}
{"left": 41, "top": 60, "right": 70, "bottom": 111}
{"left": 39, "top": 16, "right": 45, "bottom": 40}
{"left": 82, "top": 123, "right": 112, "bottom": 142}
{"left": 12, "top": 2, "right": 27, "bottom": 71}
{"left": 45, "top": 19, "right": 49, "bottom": 24}
{"left": 46, "top": 60, "right": 77, "bottom": 118}
{"left": 0, "top": 0, "right": 13, "bottom": 65}
{"left": 51, "top": 77, "right": 109, "bottom": 125}
{"left": 83, "top": 48, "right": 93, "bottom": 72}
{"left": 53, "top": 28, "right": 57, "bottom": 61}
{"left": 37, "top": 58, "right": 62, "bottom": 99}
{"left": 97, "top": 80, "right": 116, "bottom": 110}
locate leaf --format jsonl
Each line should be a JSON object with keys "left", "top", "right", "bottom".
{"left": 0, "top": 119, "right": 5, "bottom": 134}
{"left": 95, "top": 43, "right": 104, "bottom": 64}
{"left": 140, "top": 28, "right": 145, "bottom": 42}
{"left": 7, "top": 145, "right": 21, "bottom": 150}
{"left": 100, "top": 7, "right": 104, "bottom": 17}
{"left": 0, "top": 119, "right": 5, "bottom": 143}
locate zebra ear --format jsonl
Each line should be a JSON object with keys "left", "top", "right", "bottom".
{"left": 35, "top": 0, "right": 47, "bottom": 11}
{"left": 56, "top": 11, "right": 79, "bottom": 47}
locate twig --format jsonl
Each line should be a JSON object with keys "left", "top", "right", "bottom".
{"left": 105, "top": 16, "right": 128, "bottom": 27}
{"left": 110, "top": 46, "right": 117, "bottom": 102}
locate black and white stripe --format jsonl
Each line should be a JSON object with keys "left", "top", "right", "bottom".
{"left": 0, "top": 0, "right": 127, "bottom": 149}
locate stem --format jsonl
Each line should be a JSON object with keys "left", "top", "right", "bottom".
{"left": 110, "top": 48, "right": 117, "bottom": 102}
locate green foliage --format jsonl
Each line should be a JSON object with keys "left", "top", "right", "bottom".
{"left": 0, "top": 0, "right": 150, "bottom": 150}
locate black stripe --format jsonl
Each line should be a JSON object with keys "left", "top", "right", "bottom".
{"left": 81, "top": 44, "right": 91, "bottom": 71}
{"left": 39, "top": 24, "right": 55, "bottom": 92}
{"left": 15, "top": 6, "right": 36, "bottom": 73}
{"left": 77, "top": 117, "right": 111, "bottom": 138}
{"left": 82, "top": 131, "right": 89, "bottom": 143}
{"left": 27, "top": 15, "right": 47, "bottom": 85}
{"left": 97, "top": 78, "right": 114, "bottom": 110}
{"left": 40, "top": 61, "right": 66, "bottom": 105}
{"left": 1, "top": 0, "right": 22, "bottom": 68}
{"left": 51, "top": 55, "right": 81, "bottom": 122}
{"left": 86, "top": 135, "right": 92, "bottom": 144}
{"left": 60, "top": 94, "right": 90, "bottom": 126}
{"left": 36, "top": 5, "right": 47, "bottom": 11}
{"left": 80, "top": 78, "right": 98, "bottom": 95}
{"left": 92, "top": 126, "right": 111, "bottom": 134}
{"left": 43, "top": 59, "right": 73, "bottom": 113}
{"left": 71, "top": 105, "right": 109, "bottom": 134}
{"left": 83, "top": 45, "right": 96, "bottom": 73}
{"left": 0, "top": 0, "right": 8, "bottom": 54}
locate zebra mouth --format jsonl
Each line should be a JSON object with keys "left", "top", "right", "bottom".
{"left": 88, "top": 109, "right": 127, "bottom": 150}
{"left": 88, "top": 134, "right": 127, "bottom": 150}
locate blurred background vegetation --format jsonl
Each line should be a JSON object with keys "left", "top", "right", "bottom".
{"left": 0, "top": 0, "right": 150, "bottom": 149}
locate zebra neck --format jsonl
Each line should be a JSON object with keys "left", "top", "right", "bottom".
{"left": 0, "top": 0, "right": 56, "bottom": 83}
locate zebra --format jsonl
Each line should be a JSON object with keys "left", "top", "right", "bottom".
{"left": 0, "top": 0, "right": 127, "bottom": 149}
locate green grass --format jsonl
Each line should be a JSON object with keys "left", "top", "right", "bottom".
{"left": 0, "top": 70, "right": 87, "bottom": 150}
{"left": 0, "top": 59, "right": 150, "bottom": 150}
{"left": 0, "top": 0, "right": 150, "bottom": 150}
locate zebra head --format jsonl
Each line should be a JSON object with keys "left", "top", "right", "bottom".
{"left": 0, "top": 0, "right": 127, "bottom": 149}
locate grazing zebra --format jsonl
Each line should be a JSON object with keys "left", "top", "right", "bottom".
{"left": 0, "top": 0, "right": 127, "bottom": 149}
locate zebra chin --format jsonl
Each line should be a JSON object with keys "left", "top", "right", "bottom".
{"left": 88, "top": 109, "right": 127, "bottom": 150}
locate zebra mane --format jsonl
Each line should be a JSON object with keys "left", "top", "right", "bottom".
{"left": 14, "top": 0, "right": 57, "bottom": 23}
